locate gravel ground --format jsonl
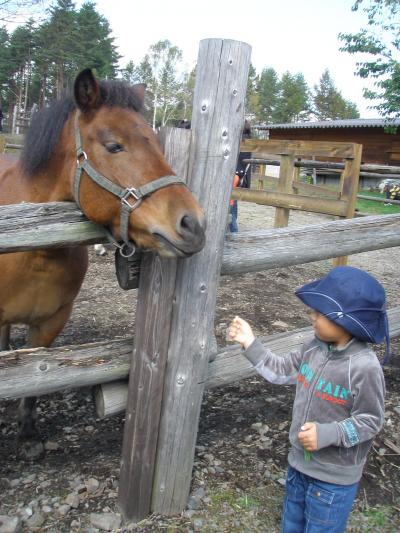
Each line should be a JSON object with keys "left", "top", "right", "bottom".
{"left": 0, "top": 202, "right": 399, "bottom": 532}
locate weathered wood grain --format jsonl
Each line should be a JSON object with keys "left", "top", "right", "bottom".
{"left": 118, "top": 128, "right": 190, "bottom": 520}
{"left": 1, "top": 305, "right": 399, "bottom": 403}
{"left": 231, "top": 188, "right": 348, "bottom": 216}
{"left": 151, "top": 39, "right": 251, "bottom": 516}
{"left": 0, "top": 202, "right": 107, "bottom": 253}
{"left": 241, "top": 139, "right": 357, "bottom": 159}
{"left": 1, "top": 204, "right": 400, "bottom": 276}
{"left": 221, "top": 214, "right": 400, "bottom": 274}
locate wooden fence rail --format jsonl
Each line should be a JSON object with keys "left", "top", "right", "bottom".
{"left": 1, "top": 307, "right": 399, "bottom": 403}
{"left": 2, "top": 202, "right": 400, "bottom": 273}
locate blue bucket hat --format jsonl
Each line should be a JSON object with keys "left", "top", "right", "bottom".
{"left": 295, "top": 266, "right": 390, "bottom": 364}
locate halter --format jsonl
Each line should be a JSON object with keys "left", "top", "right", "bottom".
{"left": 73, "top": 111, "right": 187, "bottom": 256}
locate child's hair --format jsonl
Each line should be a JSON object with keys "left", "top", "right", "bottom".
{"left": 295, "top": 266, "right": 390, "bottom": 363}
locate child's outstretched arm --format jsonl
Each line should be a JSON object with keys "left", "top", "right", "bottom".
{"left": 227, "top": 316, "right": 303, "bottom": 386}
{"left": 227, "top": 316, "right": 256, "bottom": 349}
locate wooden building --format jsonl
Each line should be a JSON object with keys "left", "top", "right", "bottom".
{"left": 256, "top": 119, "right": 400, "bottom": 167}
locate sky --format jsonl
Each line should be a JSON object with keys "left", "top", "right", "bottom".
{"left": 87, "top": 0, "right": 379, "bottom": 118}
{"left": 5, "top": 0, "right": 380, "bottom": 118}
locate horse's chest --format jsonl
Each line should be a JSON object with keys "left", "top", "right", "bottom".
{"left": 0, "top": 249, "right": 88, "bottom": 324}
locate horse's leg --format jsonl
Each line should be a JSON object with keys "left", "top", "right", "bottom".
{"left": 0, "top": 324, "right": 10, "bottom": 350}
{"left": 18, "top": 302, "right": 74, "bottom": 459}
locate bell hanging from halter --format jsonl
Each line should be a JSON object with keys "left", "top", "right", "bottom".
{"left": 114, "top": 245, "right": 142, "bottom": 290}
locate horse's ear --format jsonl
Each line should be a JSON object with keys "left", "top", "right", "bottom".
{"left": 132, "top": 83, "right": 146, "bottom": 108}
{"left": 74, "top": 69, "right": 102, "bottom": 113}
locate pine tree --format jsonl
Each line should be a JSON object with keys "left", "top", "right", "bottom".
{"left": 245, "top": 63, "right": 259, "bottom": 120}
{"left": 274, "top": 72, "right": 311, "bottom": 123}
{"left": 76, "top": 2, "right": 119, "bottom": 79}
{"left": 257, "top": 67, "right": 279, "bottom": 124}
{"left": 313, "top": 69, "right": 360, "bottom": 119}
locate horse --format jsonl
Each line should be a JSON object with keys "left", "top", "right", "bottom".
{"left": 0, "top": 68, "right": 206, "bottom": 458}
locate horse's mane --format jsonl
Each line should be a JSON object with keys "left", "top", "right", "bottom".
{"left": 22, "top": 79, "right": 144, "bottom": 176}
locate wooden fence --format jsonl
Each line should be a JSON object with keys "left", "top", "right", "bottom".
{"left": 1, "top": 38, "right": 400, "bottom": 523}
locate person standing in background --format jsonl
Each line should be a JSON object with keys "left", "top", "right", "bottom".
{"left": 228, "top": 120, "right": 252, "bottom": 233}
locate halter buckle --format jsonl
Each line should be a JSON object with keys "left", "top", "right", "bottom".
{"left": 121, "top": 187, "right": 142, "bottom": 211}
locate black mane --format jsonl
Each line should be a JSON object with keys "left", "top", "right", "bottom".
{"left": 22, "top": 79, "right": 143, "bottom": 176}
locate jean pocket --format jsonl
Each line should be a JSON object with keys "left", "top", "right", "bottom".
{"left": 306, "top": 484, "right": 335, "bottom": 524}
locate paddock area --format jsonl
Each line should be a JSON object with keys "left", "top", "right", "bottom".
{"left": 1, "top": 202, "right": 399, "bottom": 532}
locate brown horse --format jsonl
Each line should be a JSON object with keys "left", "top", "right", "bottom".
{"left": 0, "top": 69, "right": 205, "bottom": 458}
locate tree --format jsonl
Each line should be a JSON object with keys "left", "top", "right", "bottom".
{"left": 0, "top": 26, "right": 11, "bottom": 107}
{"left": 274, "top": 72, "right": 311, "bottom": 123}
{"left": 313, "top": 69, "right": 360, "bottom": 119}
{"left": 257, "top": 67, "right": 279, "bottom": 124}
{"left": 339, "top": 0, "right": 400, "bottom": 119}
{"left": 0, "top": 0, "right": 46, "bottom": 22}
{"left": 128, "top": 40, "right": 184, "bottom": 129}
{"left": 76, "top": 2, "right": 119, "bottom": 79}
{"left": 245, "top": 63, "right": 259, "bottom": 120}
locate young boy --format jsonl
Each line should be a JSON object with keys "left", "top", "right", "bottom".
{"left": 227, "top": 266, "right": 388, "bottom": 533}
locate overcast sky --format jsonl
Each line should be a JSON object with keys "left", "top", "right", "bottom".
{"left": 88, "top": 0, "right": 379, "bottom": 118}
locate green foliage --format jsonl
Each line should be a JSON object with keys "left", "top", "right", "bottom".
{"left": 0, "top": 0, "right": 119, "bottom": 112}
{"left": 274, "top": 71, "right": 311, "bottom": 123}
{"left": 313, "top": 69, "right": 360, "bottom": 119}
{"left": 121, "top": 39, "right": 187, "bottom": 128}
{"left": 339, "top": 0, "right": 400, "bottom": 119}
{"left": 257, "top": 67, "right": 279, "bottom": 123}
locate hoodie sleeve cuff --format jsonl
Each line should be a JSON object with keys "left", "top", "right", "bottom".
{"left": 244, "top": 338, "right": 267, "bottom": 366}
{"left": 315, "top": 422, "right": 340, "bottom": 450}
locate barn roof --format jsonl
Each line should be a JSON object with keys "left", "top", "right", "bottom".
{"left": 256, "top": 118, "right": 400, "bottom": 130}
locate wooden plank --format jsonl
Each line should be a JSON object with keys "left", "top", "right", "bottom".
{"left": 274, "top": 154, "right": 294, "bottom": 228}
{"left": 221, "top": 214, "right": 400, "bottom": 274}
{"left": 118, "top": 128, "right": 191, "bottom": 520}
{"left": 333, "top": 144, "right": 362, "bottom": 266}
{"left": 231, "top": 188, "right": 348, "bottom": 216}
{"left": 0, "top": 202, "right": 107, "bottom": 254}
{"left": 2, "top": 306, "right": 400, "bottom": 407}
{"left": 1, "top": 204, "right": 399, "bottom": 272}
{"left": 241, "top": 139, "right": 356, "bottom": 159}
{"left": 252, "top": 174, "right": 340, "bottom": 198}
{"left": 151, "top": 39, "right": 251, "bottom": 516}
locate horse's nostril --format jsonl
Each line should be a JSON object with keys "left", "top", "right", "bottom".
{"left": 178, "top": 214, "right": 206, "bottom": 243}
{"left": 180, "top": 214, "right": 195, "bottom": 232}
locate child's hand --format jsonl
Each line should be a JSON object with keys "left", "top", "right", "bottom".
{"left": 227, "top": 316, "right": 255, "bottom": 349}
{"left": 298, "top": 422, "right": 317, "bottom": 452}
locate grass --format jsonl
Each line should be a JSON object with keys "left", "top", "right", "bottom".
{"left": 356, "top": 189, "right": 400, "bottom": 215}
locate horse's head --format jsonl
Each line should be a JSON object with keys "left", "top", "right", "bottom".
{"left": 72, "top": 69, "right": 205, "bottom": 257}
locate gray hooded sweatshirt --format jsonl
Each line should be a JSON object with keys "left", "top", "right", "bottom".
{"left": 245, "top": 336, "right": 385, "bottom": 485}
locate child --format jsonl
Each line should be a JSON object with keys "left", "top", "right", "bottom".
{"left": 227, "top": 266, "right": 388, "bottom": 533}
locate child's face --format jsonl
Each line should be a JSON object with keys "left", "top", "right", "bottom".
{"left": 309, "top": 310, "right": 353, "bottom": 347}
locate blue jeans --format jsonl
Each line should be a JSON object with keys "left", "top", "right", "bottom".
{"left": 229, "top": 201, "right": 238, "bottom": 233}
{"left": 281, "top": 466, "right": 359, "bottom": 533}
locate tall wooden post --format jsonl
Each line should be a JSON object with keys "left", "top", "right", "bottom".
{"left": 118, "top": 128, "right": 191, "bottom": 520}
{"left": 118, "top": 39, "right": 251, "bottom": 520}
{"left": 333, "top": 143, "right": 362, "bottom": 266}
{"left": 151, "top": 38, "right": 251, "bottom": 515}
{"left": 274, "top": 154, "right": 295, "bottom": 228}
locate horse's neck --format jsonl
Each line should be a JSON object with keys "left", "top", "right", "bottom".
{"left": 0, "top": 125, "right": 76, "bottom": 203}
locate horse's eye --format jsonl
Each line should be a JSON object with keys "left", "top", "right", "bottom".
{"left": 105, "top": 143, "right": 124, "bottom": 153}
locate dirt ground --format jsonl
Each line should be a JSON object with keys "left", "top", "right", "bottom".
{"left": 0, "top": 203, "right": 400, "bottom": 532}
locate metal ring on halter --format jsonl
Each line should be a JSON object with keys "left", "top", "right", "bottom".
{"left": 76, "top": 150, "right": 88, "bottom": 166}
{"left": 119, "top": 243, "right": 136, "bottom": 258}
